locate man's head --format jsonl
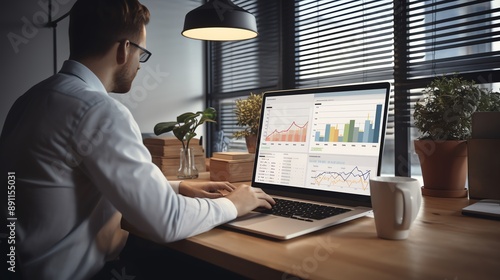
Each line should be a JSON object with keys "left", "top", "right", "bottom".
{"left": 69, "top": 0, "right": 151, "bottom": 93}
{"left": 69, "top": 0, "right": 150, "bottom": 60}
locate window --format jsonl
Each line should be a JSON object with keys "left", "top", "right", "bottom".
{"left": 291, "top": 0, "right": 395, "bottom": 176}
{"left": 402, "top": 0, "right": 500, "bottom": 178}
{"left": 406, "top": 0, "right": 498, "bottom": 80}
{"left": 207, "top": 0, "right": 500, "bottom": 178}
{"left": 208, "top": 0, "right": 280, "bottom": 153}
{"left": 293, "top": 0, "right": 394, "bottom": 87}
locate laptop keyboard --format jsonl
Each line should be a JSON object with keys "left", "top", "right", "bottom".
{"left": 255, "top": 198, "right": 352, "bottom": 222}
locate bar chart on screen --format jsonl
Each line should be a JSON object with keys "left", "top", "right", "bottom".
{"left": 312, "top": 101, "right": 383, "bottom": 144}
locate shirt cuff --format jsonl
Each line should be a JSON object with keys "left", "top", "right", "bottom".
{"left": 169, "top": 181, "right": 180, "bottom": 194}
{"left": 214, "top": 197, "right": 238, "bottom": 220}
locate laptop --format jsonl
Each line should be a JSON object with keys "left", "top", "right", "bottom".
{"left": 462, "top": 199, "right": 500, "bottom": 220}
{"left": 225, "top": 82, "right": 391, "bottom": 240}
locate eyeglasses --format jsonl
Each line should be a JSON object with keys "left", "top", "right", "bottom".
{"left": 129, "top": 41, "right": 152, "bottom": 63}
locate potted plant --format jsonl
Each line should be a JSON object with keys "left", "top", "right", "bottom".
{"left": 478, "top": 88, "right": 500, "bottom": 112}
{"left": 233, "top": 92, "right": 263, "bottom": 153}
{"left": 413, "top": 74, "right": 495, "bottom": 197}
{"left": 154, "top": 107, "right": 217, "bottom": 179}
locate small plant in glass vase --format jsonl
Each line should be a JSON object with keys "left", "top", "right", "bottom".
{"left": 233, "top": 92, "right": 263, "bottom": 153}
{"left": 154, "top": 107, "right": 217, "bottom": 179}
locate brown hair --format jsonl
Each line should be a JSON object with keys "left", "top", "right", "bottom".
{"left": 69, "top": 0, "right": 150, "bottom": 60}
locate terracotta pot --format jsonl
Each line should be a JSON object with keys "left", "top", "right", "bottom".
{"left": 414, "top": 140, "right": 468, "bottom": 198}
{"left": 245, "top": 135, "right": 257, "bottom": 153}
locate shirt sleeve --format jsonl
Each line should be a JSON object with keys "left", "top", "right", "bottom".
{"left": 169, "top": 180, "right": 180, "bottom": 193}
{"left": 71, "top": 96, "right": 237, "bottom": 243}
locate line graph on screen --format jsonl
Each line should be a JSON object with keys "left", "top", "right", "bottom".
{"left": 262, "top": 106, "right": 310, "bottom": 143}
{"left": 309, "top": 165, "right": 372, "bottom": 195}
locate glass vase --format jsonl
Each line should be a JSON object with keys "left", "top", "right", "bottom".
{"left": 178, "top": 147, "right": 198, "bottom": 179}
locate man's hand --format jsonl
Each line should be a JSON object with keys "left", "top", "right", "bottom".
{"left": 225, "top": 184, "right": 276, "bottom": 217}
{"left": 179, "top": 181, "right": 236, "bottom": 198}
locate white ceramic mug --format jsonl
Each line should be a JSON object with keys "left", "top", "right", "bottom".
{"left": 369, "top": 176, "right": 422, "bottom": 240}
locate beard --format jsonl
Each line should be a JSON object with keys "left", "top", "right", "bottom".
{"left": 112, "top": 63, "right": 137, "bottom": 93}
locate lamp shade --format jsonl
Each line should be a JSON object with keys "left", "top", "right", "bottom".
{"left": 182, "top": 0, "right": 258, "bottom": 41}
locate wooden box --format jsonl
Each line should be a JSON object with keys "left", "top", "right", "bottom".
{"left": 210, "top": 152, "right": 255, "bottom": 182}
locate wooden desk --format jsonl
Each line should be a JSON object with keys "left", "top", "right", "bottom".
{"left": 163, "top": 195, "right": 500, "bottom": 280}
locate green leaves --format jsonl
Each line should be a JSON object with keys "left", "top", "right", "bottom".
{"left": 414, "top": 74, "right": 499, "bottom": 141}
{"left": 154, "top": 107, "right": 217, "bottom": 149}
{"left": 198, "top": 107, "right": 217, "bottom": 124}
{"left": 153, "top": 121, "right": 177, "bottom": 135}
{"left": 234, "top": 92, "right": 263, "bottom": 139}
{"left": 478, "top": 90, "right": 500, "bottom": 112}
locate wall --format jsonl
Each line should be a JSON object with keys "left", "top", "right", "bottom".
{"left": 0, "top": 0, "right": 204, "bottom": 136}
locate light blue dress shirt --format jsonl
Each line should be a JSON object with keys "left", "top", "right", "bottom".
{"left": 0, "top": 60, "right": 237, "bottom": 280}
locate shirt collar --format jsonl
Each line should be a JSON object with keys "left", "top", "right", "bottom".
{"left": 59, "top": 60, "right": 107, "bottom": 94}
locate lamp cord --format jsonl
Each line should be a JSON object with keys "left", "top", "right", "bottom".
{"left": 50, "top": 0, "right": 56, "bottom": 74}
{"left": 46, "top": 0, "right": 71, "bottom": 74}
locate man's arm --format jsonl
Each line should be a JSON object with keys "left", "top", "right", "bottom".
{"left": 72, "top": 98, "right": 238, "bottom": 243}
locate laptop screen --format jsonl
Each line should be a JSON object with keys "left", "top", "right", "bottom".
{"left": 251, "top": 82, "right": 391, "bottom": 206}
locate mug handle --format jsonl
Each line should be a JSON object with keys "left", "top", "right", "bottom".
{"left": 397, "top": 187, "right": 413, "bottom": 230}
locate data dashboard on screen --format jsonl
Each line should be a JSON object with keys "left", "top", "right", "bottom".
{"left": 253, "top": 86, "right": 389, "bottom": 197}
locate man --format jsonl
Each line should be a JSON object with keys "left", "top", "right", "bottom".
{"left": 0, "top": 0, "right": 274, "bottom": 279}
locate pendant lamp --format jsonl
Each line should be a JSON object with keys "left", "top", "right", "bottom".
{"left": 182, "top": 0, "right": 258, "bottom": 41}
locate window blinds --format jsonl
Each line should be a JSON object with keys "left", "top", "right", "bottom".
{"left": 208, "top": 0, "right": 280, "bottom": 152}
{"left": 405, "top": 0, "right": 500, "bottom": 82}
{"left": 293, "top": 0, "right": 395, "bottom": 88}
{"left": 209, "top": 0, "right": 280, "bottom": 95}
{"left": 207, "top": 0, "right": 500, "bottom": 175}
